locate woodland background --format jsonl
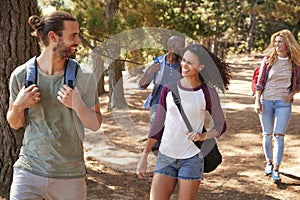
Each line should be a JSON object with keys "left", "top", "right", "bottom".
{"left": 1, "top": 0, "right": 300, "bottom": 199}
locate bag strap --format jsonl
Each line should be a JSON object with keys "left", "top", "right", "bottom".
{"left": 25, "top": 57, "right": 78, "bottom": 89}
{"left": 170, "top": 83, "right": 208, "bottom": 148}
{"left": 170, "top": 83, "right": 193, "bottom": 132}
{"left": 64, "top": 58, "right": 78, "bottom": 89}
{"left": 25, "top": 57, "right": 38, "bottom": 88}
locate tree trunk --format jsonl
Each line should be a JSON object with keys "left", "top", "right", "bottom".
{"left": 248, "top": 14, "right": 256, "bottom": 54}
{"left": 92, "top": 47, "right": 105, "bottom": 95}
{"left": 0, "top": 0, "right": 39, "bottom": 198}
{"left": 213, "top": 19, "right": 219, "bottom": 56}
{"left": 105, "top": 0, "right": 127, "bottom": 110}
{"left": 97, "top": 69, "right": 105, "bottom": 95}
{"left": 107, "top": 58, "right": 127, "bottom": 110}
{"left": 105, "top": 38, "right": 127, "bottom": 110}
{"left": 105, "top": 0, "right": 120, "bottom": 18}
{"left": 248, "top": 0, "right": 258, "bottom": 54}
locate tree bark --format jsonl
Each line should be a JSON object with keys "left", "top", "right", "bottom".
{"left": 105, "top": 39, "right": 127, "bottom": 110}
{"left": 105, "top": 0, "right": 120, "bottom": 18}
{"left": 92, "top": 47, "right": 105, "bottom": 95}
{"left": 213, "top": 18, "right": 220, "bottom": 57}
{"left": 107, "top": 58, "right": 127, "bottom": 110}
{"left": 105, "top": 0, "right": 127, "bottom": 110}
{"left": 0, "top": 0, "right": 39, "bottom": 198}
{"left": 248, "top": 0, "right": 258, "bottom": 54}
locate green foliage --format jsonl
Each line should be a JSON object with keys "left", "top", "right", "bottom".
{"left": 248, "top": 0, "right": 300, "bottom": 52}
{"left": 39, "top": 0, "right": 300, "bottom": 56}
{"left": 39, "top": 0, "right": 64, "bottom": 9}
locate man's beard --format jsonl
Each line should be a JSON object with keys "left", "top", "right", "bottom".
{"left": 54, "top": 38, "right": 77, "bottom": 59}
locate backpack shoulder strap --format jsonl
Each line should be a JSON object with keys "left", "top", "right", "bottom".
{"left": 25, "top": 57, "right": 79, "bottom": 88}
{"left": 171, "top": 82, "right": 206, "bottom": 148}
{"left": 64, "top": 58, "right": 79, "bottom": 89}
{"left": 25, "top": 57, "right": 38, "bottom": 88}
{"left": 170, "top": 83, "right": 193, "bottom": 132}
{"left": 170, "top": 83, "right": 181, "bottom": 111}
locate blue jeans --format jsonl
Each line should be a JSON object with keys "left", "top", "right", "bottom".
{"left": 259, "top": 99, "right": 291, "bottom": 165}
{"left": 155, "top": 152, "right": 204, "bottom": 181}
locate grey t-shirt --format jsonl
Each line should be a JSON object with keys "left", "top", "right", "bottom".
{"left": 9, "top": 61, "right": 99, "bottom": 178}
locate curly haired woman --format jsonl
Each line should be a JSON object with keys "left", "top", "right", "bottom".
{"left": 136, "top": 44, "right": 231, "bottom": 200}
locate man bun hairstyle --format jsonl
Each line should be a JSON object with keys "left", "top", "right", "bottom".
{"left": 28, "top": 16, "right": 43, "bottom": 32}
{"left": 28, "top": 11, "right": 77, "bottom": 47}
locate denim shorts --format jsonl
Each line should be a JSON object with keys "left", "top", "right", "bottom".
{"left": 155, "top": 151, "right": 204, "bottom": 181}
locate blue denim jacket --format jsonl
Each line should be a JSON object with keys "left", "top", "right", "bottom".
{"left": 139, "top": 54, "right": 181, "bottom": 108}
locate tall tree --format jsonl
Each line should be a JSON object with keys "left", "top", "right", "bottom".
{"left": 247, "top": 0, "right": 259, "bottom": 54}
{"left": 244, "top": 0, "right": 300, "bottom": 51}
{"left": 104, "top": 0, "right": 128, "bottom": 110}
{"left": 72, "top": 0, "right": 162, "bottom": 109}
{"left": 0, "top": 0, "right": 39, "bottom": 198}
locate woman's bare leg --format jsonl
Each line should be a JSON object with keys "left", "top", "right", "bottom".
{"left": 150, "top": 174, "right": 177, "bottom": 200}
{"left": 177, "top": 179, "right": 201, "bottom": 200}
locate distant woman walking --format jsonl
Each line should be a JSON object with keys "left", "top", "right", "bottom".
{"left": 254, "top": 29, "right": 300, "bottom": 182}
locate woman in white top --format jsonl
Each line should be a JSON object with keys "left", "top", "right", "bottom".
{"left": 255, "top": 29, "right": 300, "bottom": 182}
{"left": 136, "top": 44, "right": 231, "bottom": 200}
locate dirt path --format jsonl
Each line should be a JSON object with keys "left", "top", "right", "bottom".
{"left": 84, "top": 55, "right": 300, "bottom": 200}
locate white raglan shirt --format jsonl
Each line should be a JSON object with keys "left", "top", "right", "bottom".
{"left": 159, "top": 86, "right": 206, "bottom": 159}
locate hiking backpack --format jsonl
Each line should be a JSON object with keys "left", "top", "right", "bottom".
{"left": 25, "top": 56, "right": 79, "bottom": 88}
{"left": 251, "top": 66, "right": 260, "bottom": 96}
{"left": 252, "top": 56, "right": 271, "bottom": 96}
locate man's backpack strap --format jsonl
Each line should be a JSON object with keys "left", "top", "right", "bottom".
{"left": 64, "top": 58, "right": 79, "bottom": 89}
{"left": 25, "top": 57, "right": 38, "bottom": 88}
{"left": 25, "top": 57, "right": 79, "bottom": 89}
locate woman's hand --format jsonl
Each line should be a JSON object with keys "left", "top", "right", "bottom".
{"left": 283, "top": 93, "right": 294, "bottom": 103}
{"left": 145, "top": 63, "right": 160, "bottom": 75}
{"left": 136, "top": 153, "right": 149, "bottom": 179}
{"left": 254, "top": 100, "right": 262, "bottom": 114}
{"left": 188, "top": 131, "right": 207, "bottom": 142}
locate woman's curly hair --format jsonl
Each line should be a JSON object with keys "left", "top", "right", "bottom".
{"left": 183, "top": 44, "right": 231, "bottom": 92}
